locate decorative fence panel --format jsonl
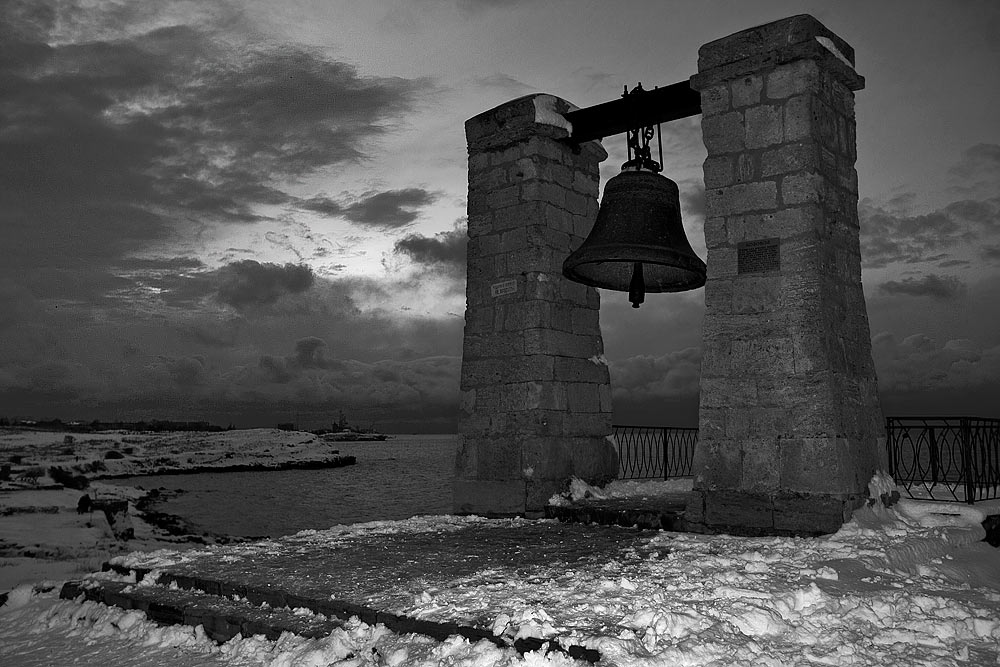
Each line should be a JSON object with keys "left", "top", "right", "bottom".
{"left": 613, "top": 417, "right": 1000, "bottom": 504}
{"left": 886, "top": 417, "right": 1000, "bottom": 503}
{"left": 612, "top": 425, "right": 698, "bottom": 480}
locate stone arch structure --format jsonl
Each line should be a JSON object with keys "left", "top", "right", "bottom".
{"left": 455, "top": 15, "right": 885, "bottom": 535}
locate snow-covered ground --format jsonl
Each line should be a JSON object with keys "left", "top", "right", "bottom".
{"left": 2, "top": 473, "right": 999, "bottom": 666}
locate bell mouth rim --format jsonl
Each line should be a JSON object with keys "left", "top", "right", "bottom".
{"left": 562, "top": 254, "right": 707, "bottom": 293}
{"left": 562, "top": 273, "right": 707, "bottom": 293}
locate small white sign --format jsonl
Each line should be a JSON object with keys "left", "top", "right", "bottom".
{"left": 490, "top": 279, "right": 518, "bottom": 298}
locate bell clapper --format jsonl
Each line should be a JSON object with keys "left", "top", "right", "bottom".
{"left": 629, "top": 261, "right": 645, "bottom": 308}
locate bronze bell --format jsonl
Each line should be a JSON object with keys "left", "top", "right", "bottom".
{"left": 563, "top": 168, "right": 707, "bottom": 308}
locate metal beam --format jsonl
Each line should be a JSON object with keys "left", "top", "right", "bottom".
{"left": 563, "top": 80, "right": 701, "bottom": 144}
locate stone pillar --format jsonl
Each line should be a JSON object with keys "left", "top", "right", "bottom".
{"left": 455, "top": 94, "right": 616, "bottom": 518}
{"left": 686, "top": 15, "right": 886, "bottom": 535}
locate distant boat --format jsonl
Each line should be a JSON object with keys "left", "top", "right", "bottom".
{"left": 312, "top": 413, "right": 388, "bottom": 442}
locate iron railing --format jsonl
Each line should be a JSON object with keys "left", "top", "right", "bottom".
{"left": 612, "top": 425, "right": 698, "bottom": 480}
{"left": 886, "top": 417, "right": 1000, "bottom": 504}
{"left": 613, "top": 417, "right": 1000, "bottom": 504}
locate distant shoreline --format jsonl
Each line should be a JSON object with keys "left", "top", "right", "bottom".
{"left": 0, "top": 427, "right": 359, "bottom": 490}
{"left": 95, "top": 455, "right": 356, "bottom": 480}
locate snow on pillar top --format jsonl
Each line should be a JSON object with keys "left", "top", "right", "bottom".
{"left": 465, "top": 93, "right": 605, "bottom": 159}
{"left": 691, "top": 14, "right": 864, "bottom": 92}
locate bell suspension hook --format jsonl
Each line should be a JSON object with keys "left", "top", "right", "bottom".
{"left": 621, "top": 84, "right": 663, "bottom": 174}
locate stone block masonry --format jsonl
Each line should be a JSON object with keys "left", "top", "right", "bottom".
{"left": 456, "top": 94, "right": 616, "bottom": 518}
{"left": 686, "top": 15, "right": 886, "bottom": 535}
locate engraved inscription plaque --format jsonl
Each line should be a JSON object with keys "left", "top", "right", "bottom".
{"left": 737, "top": 238, "right": 780, "bottom": 274}
{"left": 490, "top": 279, "right": 518, "bottom": 297}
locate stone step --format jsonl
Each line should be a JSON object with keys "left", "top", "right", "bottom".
{"left": 60, "top": 579, "right": 345, "bottom": 644}
{"left": 60, "top": 565, "right": 600, "bottom": 662}
{"left": 545, "top": 496, "right": 688, "bottom": 530}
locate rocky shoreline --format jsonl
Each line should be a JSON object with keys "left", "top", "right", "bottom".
{"left": 109, "top": 453, "right": 361, "bottom": 544}
{"left": 133, "top": 488, "right": 261, "bottom": 544}
{"left": 115, "top": 455, "right": 359, "bottom": 544}
{"left": 95, "top": 454, "right": 356, "bottom": 480}
{"left": 0, "top": 428, "right": 363, "bottom": 592}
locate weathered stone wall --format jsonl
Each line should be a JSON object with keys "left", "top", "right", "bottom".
{"left": 455, "top": 94, "right": 616, "bottom": 518}
{"left": 686, "top": 15, "right": 886, "bottom": 535}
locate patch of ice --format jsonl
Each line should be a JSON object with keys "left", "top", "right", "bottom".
{"left": 1, "top": 583, "right": 35, "bottom": 610}
{"left": 730, "top": 605, "right": 788, "bottom": 637}
{"left": 385, "top": 646, "right": 409, "bottom": 666}
{"left": 532, "top": 94, "right": 574, "bottom": 134}
{"left": 602, "top": 478, "right": 693, "bottom": 496}
{"left": 621, "top": 608, "right": 708, "bottom": 643}
{"left": 974, "top": 498, "right": 1000, "bottom": 516}
{"left": 896, "top": 499, "right": 985, "bottom": 528}
{"left": 491, "top": 612, "right": 512, "bottom": 637}
{"left": 549, "top": 476, "right": 693, "bottom": 505}
{"left": 547, "top": 493, "right": 570, "bottom": 507}
{"left": 816, "top": 36, "right": 854, "bottom": 70}
{"left": 868, "top": 470, "right": 898, "bottom": 501}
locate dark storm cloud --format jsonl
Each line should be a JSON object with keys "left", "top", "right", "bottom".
{"left": 949, "top": 143, "right": 1000, "bottom": 195}
{"left": 878, "top": 274, "right": 965, "bottom": 299}
{"left": 293, "top": 337, "right": 330, "bottom": 368}
{"left": 300, "top": 197, "right": 345, "bottom": 216}
{"left": 215, "top": 261, "right": 315, "bottom": 310}
{"left": 860, "top": 205, "right": 965, "bottom": 268}
{"left": 339, "top": 189, "right": 438, "bottom": 228}
{"left": 680, "top": 183, "right": 707, "bottom": 220}
{"left": 608, "top": 348, "right": 703, "bottom": 404}
{"left": 872, "top": 333, "right": 1000, "bottom": 396}
{"left": 393, "top": 223, "right": 467, "bottom": 270}
{"left": 251, "top": 336, "right": 460, "bottom": 420}
{"left": 181, "top": 319, "right": 244, "bottom": 349}
{"left": 299, "top": 188, "right": 438, "bottom": 228}
{"left": 0, "top": 0, "right": 426, "bottom": 281}
{"left": 983, "top": 246, "right": 1000, "bottom": 263}
{"left": 259, "top": 337, "right": 338, "bottom": 382}
{"left": 944, "top": 199, "right": 999, "bottom": 225}
{"left": 860, "top": 199, "right": 1000, "bottom": 269}
{"left": 860, "top": 146, "right": 1000, "bottom": 269}
{"left": 166, "top": 356, "right": 207, "bottom": 387}
{"left": 141, "top": 260, "right": 316, "bottom": 311}
{"left": 600, "top": 290, "right": 705, "bottom": 362}
{"left": 454, "top": 0, "right": 532, "bottom": 14}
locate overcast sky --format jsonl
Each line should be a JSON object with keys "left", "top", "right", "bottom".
{"left": 2, "top": 0, "right": 998, "bottom": 431}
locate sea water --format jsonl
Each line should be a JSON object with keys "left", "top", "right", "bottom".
{"left": 109, "top": 434, "right": 456, "bottom": 538}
